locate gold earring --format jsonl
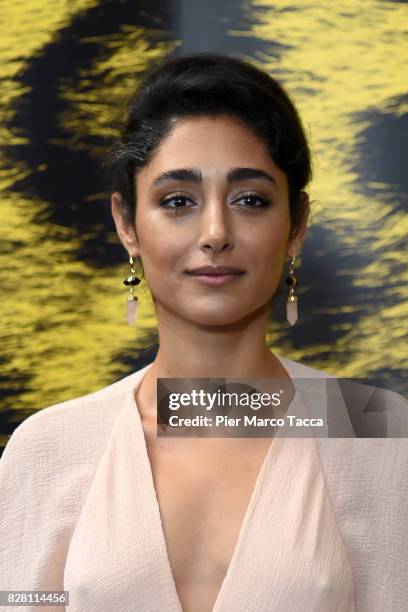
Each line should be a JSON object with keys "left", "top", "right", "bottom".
{"left": 286, "top": 255, "right": 298, "bottom": 326}
{"left": 124, "top": 255, "right": 141, "bottom": 325}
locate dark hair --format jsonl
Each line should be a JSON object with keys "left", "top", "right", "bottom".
{"left": 106, "top": 52, "right": 312, "bottom": 230}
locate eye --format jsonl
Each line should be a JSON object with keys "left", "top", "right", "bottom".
{"left": 235, "top": 193, "right": 270, "bottom": 208}
{"left": 158, "top": 192, "right": 270, "bottom": 212}
{"left": 159, "top": 193, "right": 193, "bottom": 212}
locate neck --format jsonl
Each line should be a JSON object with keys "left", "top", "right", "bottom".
{"left": 135, "top": 304, "right": 292, "bottom": 423}
{"left": 156, "top": 300, "right": 287, "bottom": 377}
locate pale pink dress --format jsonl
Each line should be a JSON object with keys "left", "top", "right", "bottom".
{"left": 62, "top": 362, "right": 356, "bottom": 611}
{"left": 0, "top": 355, "right": 357, "bottom": 611}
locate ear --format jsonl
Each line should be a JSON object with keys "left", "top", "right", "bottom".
{"left": 111, "top": 192, "right": 140, "bottom": 256}
{"left": 287, "top": 191, "right": 310, "bottom": 257}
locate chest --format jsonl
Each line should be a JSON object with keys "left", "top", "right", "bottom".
{"left": 144, "top": 435, "right": 273, "bottom": 612}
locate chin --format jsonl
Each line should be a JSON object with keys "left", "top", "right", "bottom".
{"left": 184, "top": 306, "right": 260, "bottom": 328}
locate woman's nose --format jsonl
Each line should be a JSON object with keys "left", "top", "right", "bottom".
{"left": 197, "top": 198, "right": 234, "bottom": 253}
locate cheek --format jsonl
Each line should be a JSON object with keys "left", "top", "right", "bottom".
{"left": 136, "top": 210, "right": 169, "bottom": 260}
{"left": 137, "top": 207, "right": 190, "bottom": 256}
{"left": 244, "top": 228, "right": 287, "bottom": 271}
{"left": 138, "top": 232, "right": 186, "bottom": 291}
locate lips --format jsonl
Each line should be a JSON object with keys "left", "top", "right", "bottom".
{"left": 186, "top": 266, "right": 244, "bottom": 276}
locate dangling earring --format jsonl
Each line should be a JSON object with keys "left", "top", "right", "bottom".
{"left": 124, "top": 255, "right": 141, "bottom": 325}
{"left": 286, "top": 255, "right": 298, "bottom": 326}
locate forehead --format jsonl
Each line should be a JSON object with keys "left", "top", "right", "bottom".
{"left": 136, "top": 114, "right": 288, "bottom": 189}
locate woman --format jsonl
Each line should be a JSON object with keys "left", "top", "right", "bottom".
{"left": 1, "top": 53, "right": 407, "bottom": 612}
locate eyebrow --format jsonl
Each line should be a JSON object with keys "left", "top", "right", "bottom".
{"left": 151, "top": 167, "right": 278, "bottom": 188}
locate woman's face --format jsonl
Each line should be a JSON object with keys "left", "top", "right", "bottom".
{"left": 113, "top": 114, "right": 308, "bottom": 327}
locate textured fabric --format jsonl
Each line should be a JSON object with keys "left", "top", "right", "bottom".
{"left": 0, "top": 353, "right": 407, "bottom": 611}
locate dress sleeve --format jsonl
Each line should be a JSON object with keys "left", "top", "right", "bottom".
{"left": 0, "top": 413, "right": 77, "bottom": 612}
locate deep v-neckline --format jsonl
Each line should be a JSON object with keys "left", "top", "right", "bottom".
{"left": 128, "top": 356, "right": 298, "bottom": 612}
